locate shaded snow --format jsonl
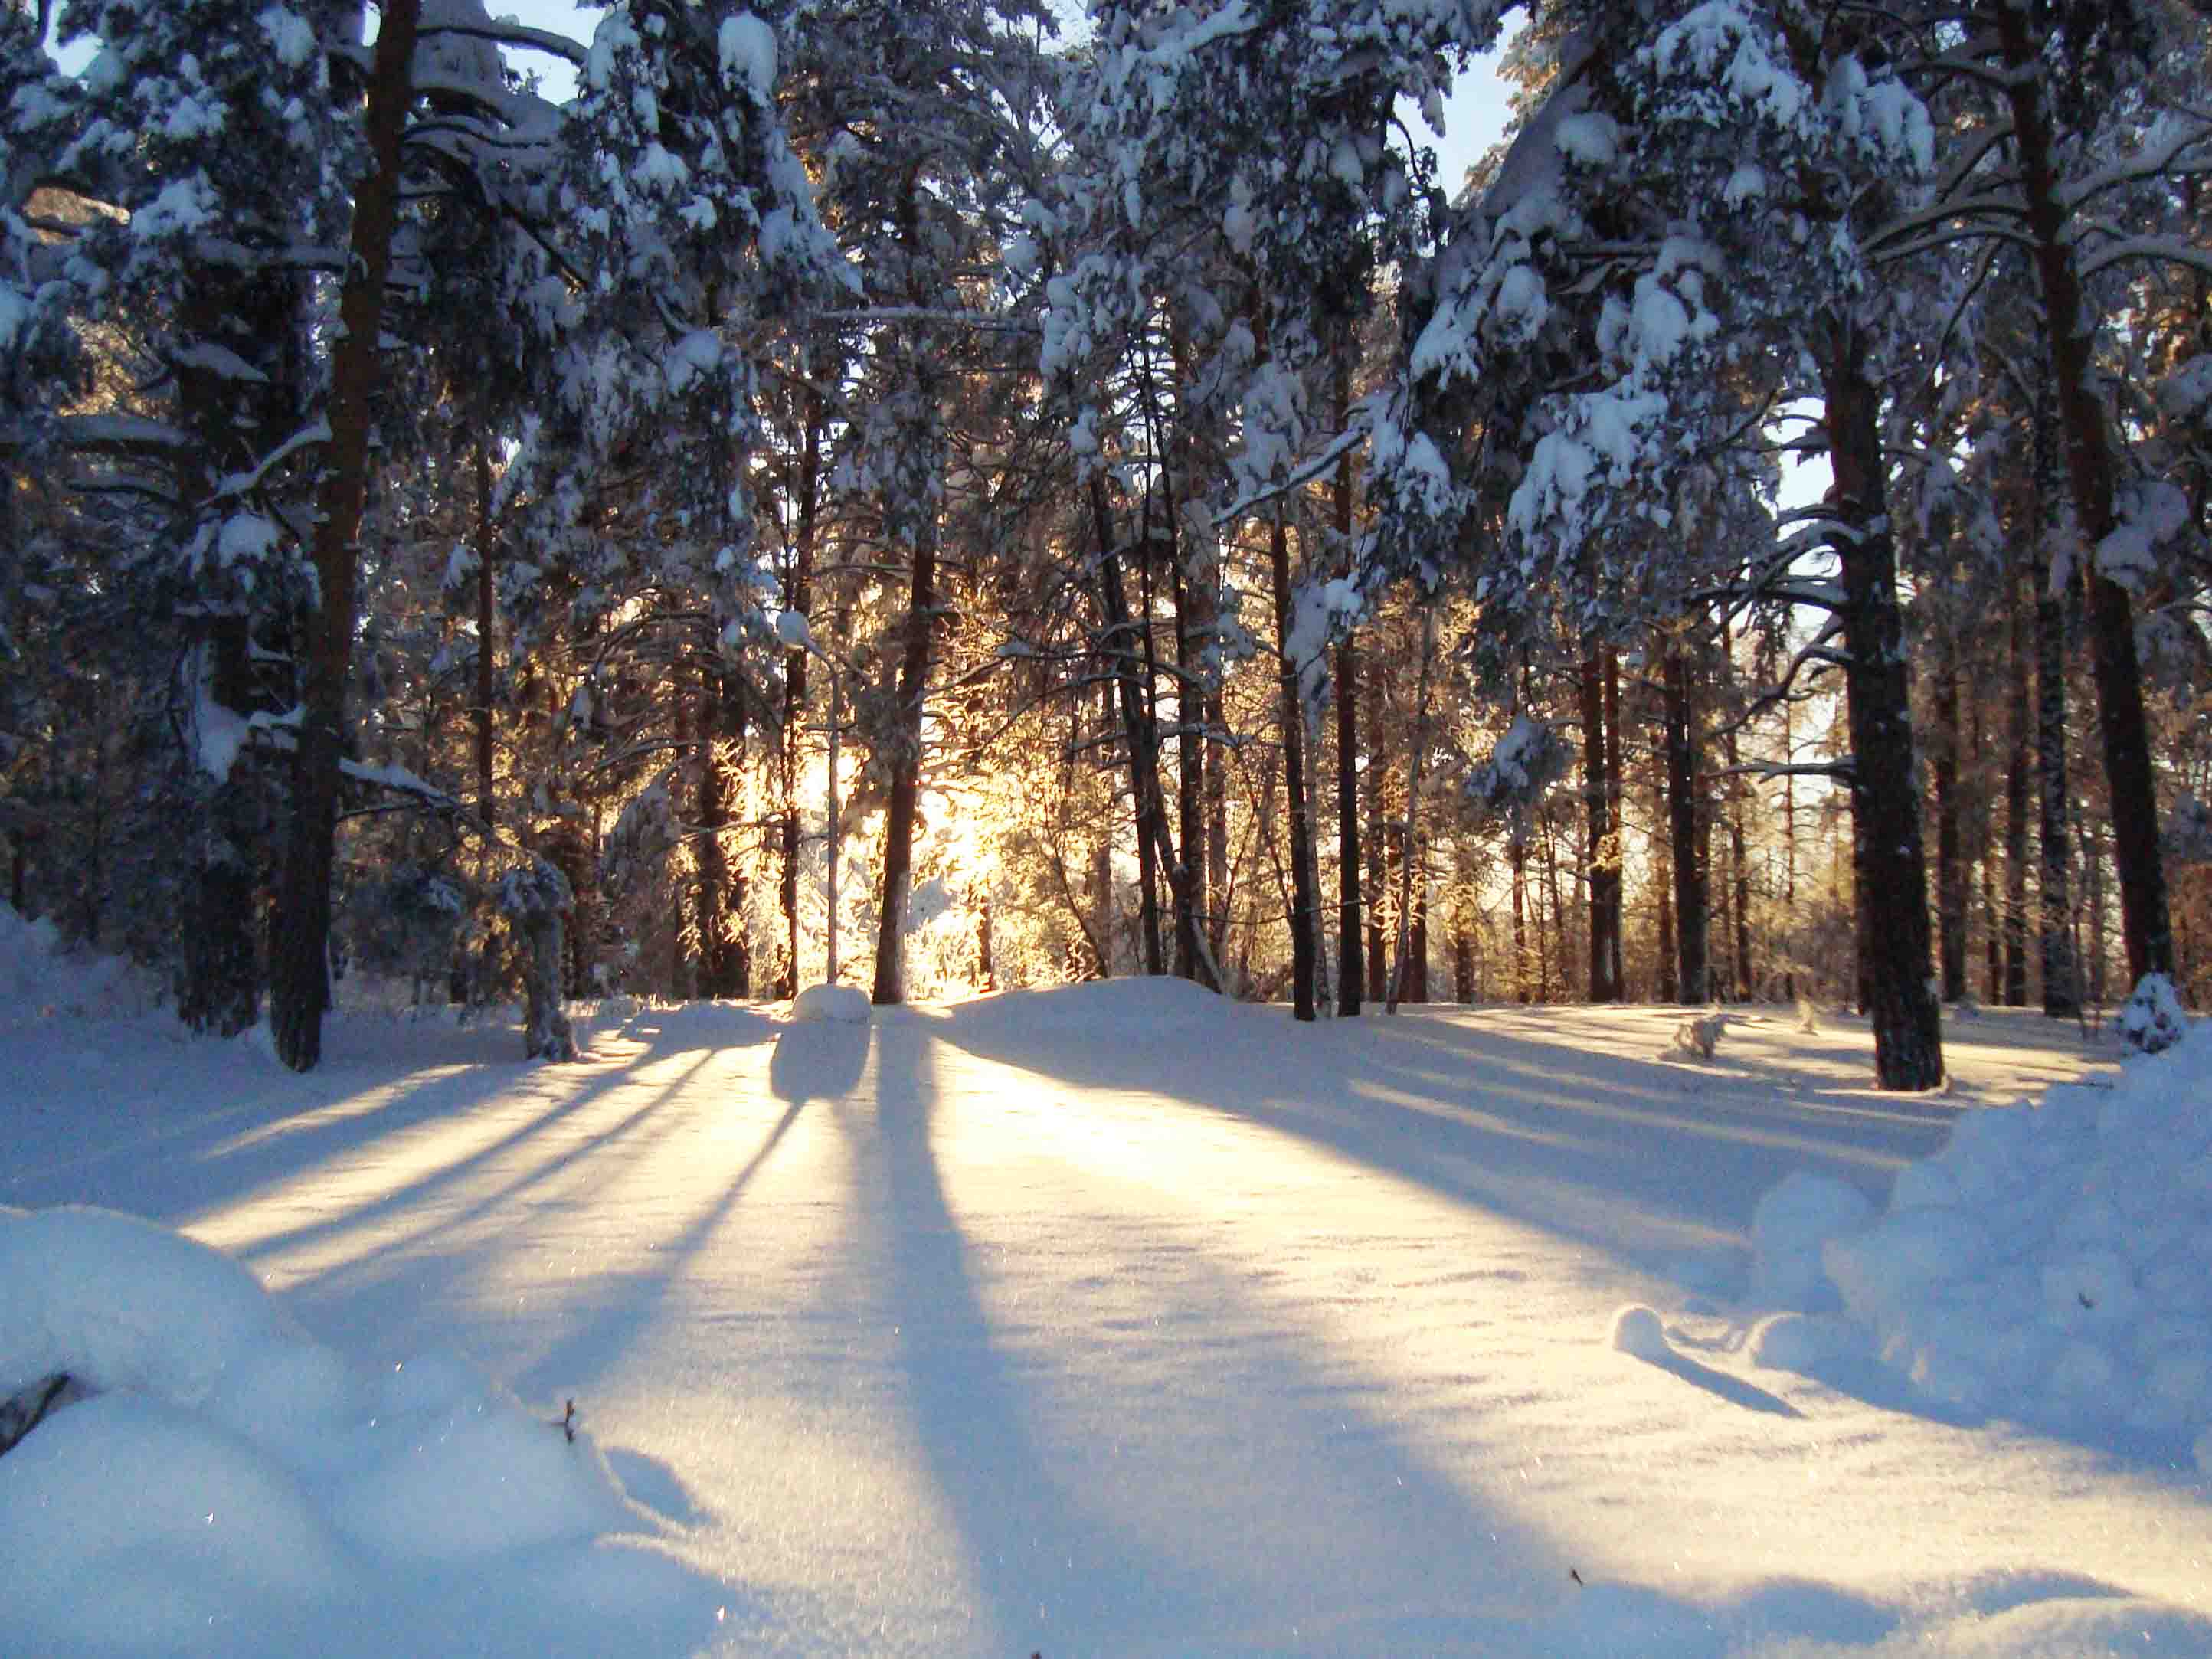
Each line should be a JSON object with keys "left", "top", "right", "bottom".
{"left": 3, "top": 910, "right": 2208, "bottom": 1656}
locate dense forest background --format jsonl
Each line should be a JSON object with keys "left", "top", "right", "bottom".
{"left": 2, "top": 0, "right": 2210, "bottom": 1088}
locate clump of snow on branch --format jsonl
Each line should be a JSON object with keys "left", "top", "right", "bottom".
{"left": 1464, "top": 715, "right": 1571, "bottom": 818}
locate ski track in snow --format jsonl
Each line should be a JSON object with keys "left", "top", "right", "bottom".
{"left": 5, "top": 977, "right": 2210, "bottom": 1657}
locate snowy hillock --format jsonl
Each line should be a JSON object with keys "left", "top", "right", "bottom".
{"left": 945, "top": 971, "right": 1230, "bottom": 1038}
{"left": 0, "top": 903, "right": 162, "bottom": 1022}
{"left": 1750, "top": 1019, "right": 2212, "bottom": 1470}
{"left": 0, "top": 1206, "right": 724, "bottom": 1657}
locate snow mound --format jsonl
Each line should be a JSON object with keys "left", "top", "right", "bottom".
{"left": 0, "top": 901, "right": 160, "bottom": 1021}
{"left": 1751, "top": 1033, "right": 2212, "bottom": 1454}
{"left": 1609, "top": 1304, "right": 1672, "bottom": 1361}
{"left": 0, "top": 1205, "right": 298, "bottom": 1405}
{"left": 0, "top": 1206, "right": 724, "bottom": 1654}
{"left": 945, "top": 973, "right": 1228, "bottom": 1034}
{"left": 1748, "top": 1170, "right": 1873, "bottom": 1311}
{"left": 792, "top": 983, "right": 869, "bottom": 1023}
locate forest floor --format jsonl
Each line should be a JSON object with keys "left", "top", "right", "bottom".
{"left": 5, "top": 958, "right": 2210, "bottom": 1657}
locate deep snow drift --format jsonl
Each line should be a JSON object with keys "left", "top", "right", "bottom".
{"left": 2, "top": 908, "right": 2208, "bottom": 1656}
{"left": 1746, "top": 1011, "right": 2212, "bottom": 1471}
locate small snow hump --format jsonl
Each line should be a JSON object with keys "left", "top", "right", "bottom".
{"left": 792, "top": 983, "right": 869, "bottom": 1025}
{"left": 1609, "top": 1304, "right": 1671, "bottom": 1362}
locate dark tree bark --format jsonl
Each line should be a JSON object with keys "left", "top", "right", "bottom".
{"left": 777, "top": 393, "right": 820, "bottom": 998}
{"left": 1603, "top": 646, "right": 1625, "bottom": 996}
{"left": 695, "top": 662, "right": 749, "bottom": 1000}
{"left": 1997, "top": 5, "right": 2172, "bottom": 985}
{"left": 1727, "top": 725, "right": 1752, "bottom": 1001}
{"left": 1510, "top": 832, "right": 1529, "bottom": 1004}
{"left": 2004, "top": 571, "right": 2032, "bottom": 1006}
{"left": 1932, "top": 617, "right": 1967, "bottom": 1000}
{"left": 1582, "top": 641, "right": 1621, "bottom": 1002}
{"left": 1822, "top": 323, "right": 1944, "bottom": 1088}
{"left": 869, "top": 179, "right": 941, "bottom": 1006}
{"left": 1269, "top": 509, "right": 1317, "bottom": 1019}
{"left": 473, "top": 443, "right": 497, "bottom": 839}
{"left": 1332, "top": 352, "right": 1363, "bottom": 1015}
{"left": 269, "top": 0, "right": 420, "bottom": 1070}
{"left": 1090, "top": 476, "right": 1170, "bottom": 978}
{"left": 2035, "top": 548, "right": 2078, "bottom": 1016}
{"left": 1662, "top": 640, "right": 1707, "bottom": 1005}
{"left": 1364, "top": 685, "right": 1387, "bottom": 1003}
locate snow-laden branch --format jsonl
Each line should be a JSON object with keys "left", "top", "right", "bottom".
{"left": 1206, "top": 425, "right": 1366, "bottom": 531}
{"left": 2057, "top": 118, "right": 2212, "bottom": 212}
{"left": 212, "top": 417, "right": 332, "bottom": 502}
{"left": 2077, "top": 236, "right": 2212, "bottom": 284}
{"left": 413, "top": 17, "right": 587, "bottom": 68}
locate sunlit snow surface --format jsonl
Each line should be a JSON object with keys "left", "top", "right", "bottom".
{"left": 4, "top": 918, "right": 2210, "bottom": 1655}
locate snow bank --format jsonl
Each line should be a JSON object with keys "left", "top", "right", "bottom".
{"left": 947, "top": 973, "right": 1229, "bottom": 1036}
{"left": 1752, "top": 1016, "right": 2212, "bottom": 1465}
{"left": 0, "top": 1206, "right": 722, "bottom": 1656}
{"left": 0, "top": 902, "right": 160, "bottom": 1020}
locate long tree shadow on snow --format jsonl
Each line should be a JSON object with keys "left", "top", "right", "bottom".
{"left": 924, "top": 993, "right": 1966, "bottom": 1290}
{"left": 842, "top": 1011, "right": 1576, "bottom": 1656}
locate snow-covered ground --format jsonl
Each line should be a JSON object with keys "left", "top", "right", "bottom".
{"left": 4, "top": 908, "right": 2209, "bottom": 1657}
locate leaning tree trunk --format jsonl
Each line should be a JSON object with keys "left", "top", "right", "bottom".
{"left": 268, "top": 0, "right": 420, "bottom": 1071}
{"left": 1822, "top": 321, "right": 1943, "bottom": 1088}
{"left": 1998, "top": 6, "right": 2172, "bottom": 985}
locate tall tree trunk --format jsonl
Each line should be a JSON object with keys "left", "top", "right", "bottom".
{"left": 268, "top": 0, "right": 420, "bottom": 1070}
{"left": 1782, "top": 695, "right": 1798, "bottom": 1003}
{"left": 1997, "top": 6, "right": 2171, "bottom": 985}
{"left": 1365, "top": 680, "right": 1387, "bottom": 1003}
{"left": 1823, "top": 322, "right": 1944, "bottom": 1088}
{"left": 1167, "top": 332, "right": 1215, "bottom": 987}
{"left": 1663, "top": 640, "right": 1707, "bottom": 1005}
{"left": 1603, "top": 645, "right": 1625, "bottom": 995}
{"left": 1270, "top": 507, "right": 1317, "bottom": 1019}
{"left": 474, "top": 443, "right": 496, "bottom": 841}
{"left": 778, "top": 391, "right": 820, "bottom": 997}
{"left": 696, "top": 662, "right": 749, "bottom": 1000}
{"left": 1728, "top": 725, "right": 1752, "bottom": 1000}
{"left": 871, "top": 175, "right": 945, "bottom": 1008}
{"left": 1510, "top": 833, "right": 1529, "bottom": 1004}
{"left": 1933, "top": 616, "right": 1967, "bottom": 1000}
{"left": 1582, "top": 641, "right": 1621, "bottom": 1001}
{"left": 2036, "top": 548, "right": 2078, "bottom": 1016}
{"left": 1089, "top": 475, "right": 1208, "bottom": 983}
{"left": 1206, "top": 682, "right": 1229, "bottom": 967}
{"left": 1333, "top": 353, "right": 1363, "bottom": 1016}
{"left": 2004, "top": 572, "right": 2032, "bottom": 1006}
{"left": 1091, "top": 680, "right": 1117, "bottom": 977}
{"left": 1656, "top": 813, "right": 1677, "bottom": 1003}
